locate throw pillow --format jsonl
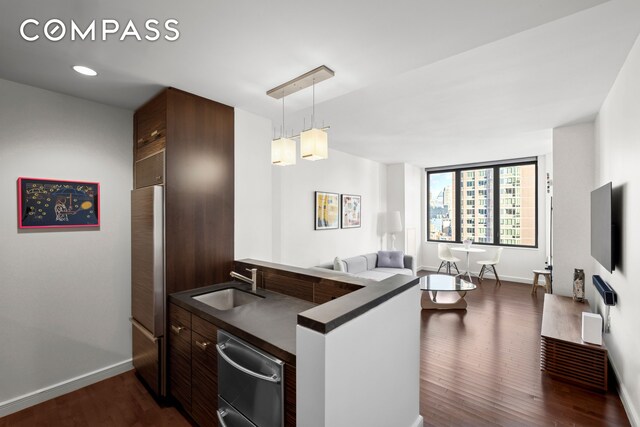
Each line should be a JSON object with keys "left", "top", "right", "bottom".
{"left": 333, "top": 256, "right": 347, "bottom": 272}
{"left": 377, "top": 250, "right": 404, "bottom": 268}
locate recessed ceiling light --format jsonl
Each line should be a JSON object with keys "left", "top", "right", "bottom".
{"left": 72, "top": 65, "right": 98, "bottom": 77}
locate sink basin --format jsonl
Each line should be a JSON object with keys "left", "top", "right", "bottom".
{"left": 192, "top": 288, "right": 264, "bottom": 311}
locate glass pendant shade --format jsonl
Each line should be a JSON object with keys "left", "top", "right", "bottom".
{"left": 300, "top": 128, "right": 328, "bottom": 161}
{"left": 271, "top": 137, "right": 296, "bottom": 166}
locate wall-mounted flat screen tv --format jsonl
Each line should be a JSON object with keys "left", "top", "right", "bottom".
{"left": 591, "top": 182, "right": 614, "bottom": 272}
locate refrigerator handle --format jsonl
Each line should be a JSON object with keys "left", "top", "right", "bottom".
{"left": 130, "top": 318, "right": 158, "bottom": 342}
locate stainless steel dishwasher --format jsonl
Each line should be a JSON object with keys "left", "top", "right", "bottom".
{"left": 217, "top": 330, "right": 284, "bottom": 427}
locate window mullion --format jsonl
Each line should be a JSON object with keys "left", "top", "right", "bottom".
{"left": 455, "top": 171, "right": 461, "bottom": 243}
{"left": 494, "top": 166, "right": 500, "bottom": 245}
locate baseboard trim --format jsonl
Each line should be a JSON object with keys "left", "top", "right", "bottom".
{"left": 0, "top": 359, "right": 133, "bottom": 417}
{"left": 419, "top": 266, "right": 531, "bottom": 284}
{"left": 608, "top": 355, "right": 639, "bottom": 426}
{"left": 411, "top": 414, "right": 424, "bottom": 427}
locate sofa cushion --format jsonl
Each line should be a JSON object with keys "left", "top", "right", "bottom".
{"left": 373, "top": 267, "right": 413, "bottom": 276}
{"left": 363, "top": 253, "right": 378, "bottom": 270}
{"left": 353, "top": 270, "right": 395, "bottom": 281}
{"left": 343, "top": 256, "right": 368, "bottom": 274}
{"left": 377, "top": 251, "right": 405, "bottom": 268}
{"left": 333, "top": 257, "right": 347, "bottom": 272}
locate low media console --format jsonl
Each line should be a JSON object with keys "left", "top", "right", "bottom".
{"left": 540, "top": 294, "right": 608, "bottom": 391}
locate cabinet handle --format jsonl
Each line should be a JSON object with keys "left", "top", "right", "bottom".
{"left": 155, "top": 175, "right": 162, "bottom": 181}
{"left": 170, "top": 324, "right": 185, "bottom": 334}
{"left": 137, "top": 130, "right": 162, "bottom": 147}
{"left": 195, "top": 340, "right": 211, "bottom": 351}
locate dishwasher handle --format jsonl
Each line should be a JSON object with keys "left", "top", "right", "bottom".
{"left": 217, "top": 409, "right": 229, "bottom": 427}
{"left": 216, "top": 343, "right": 281, "bottom": 384}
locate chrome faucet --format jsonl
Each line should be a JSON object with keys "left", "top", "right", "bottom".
{"left": 230, "top": 268, "right": 258, "bottom": 292}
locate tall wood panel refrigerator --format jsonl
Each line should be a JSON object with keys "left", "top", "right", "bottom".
{"left": 131, "top": 185, "right": 165, "bottom": 396}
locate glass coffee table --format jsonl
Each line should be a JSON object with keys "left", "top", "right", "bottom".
{"left": 420, "top": 274, "right": 477, "bottom": 310}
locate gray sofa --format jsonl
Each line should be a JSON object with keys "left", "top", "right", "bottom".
{"left": 315, "top": 252, "right": 415, "bottom": 281}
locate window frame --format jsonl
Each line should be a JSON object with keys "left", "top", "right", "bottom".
{"left": 426, "top": 159, "right": 538, "bottom": 248}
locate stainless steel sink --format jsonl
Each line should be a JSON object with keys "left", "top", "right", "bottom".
{"left": 192, "top": 288, "right": 264, "bottom": 311}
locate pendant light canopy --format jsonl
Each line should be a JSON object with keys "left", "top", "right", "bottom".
{"left": 267, "top": 66, "right": 334, "bottom": 166}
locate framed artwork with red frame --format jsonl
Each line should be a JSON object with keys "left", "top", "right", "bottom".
{"left": 17, "top": 177, "right": 100, "bottom": 229}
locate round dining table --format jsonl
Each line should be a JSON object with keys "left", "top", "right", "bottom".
{"left": 450, "top": 246, "right": 485, "bottom": 283}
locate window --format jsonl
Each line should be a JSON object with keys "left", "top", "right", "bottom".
{"left": 427, "top": 171, "right": 456, "bottom": 241}
{"left": 427, "top": 160, "right": 537, "bottom": 247}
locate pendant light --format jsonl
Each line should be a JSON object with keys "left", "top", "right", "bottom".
{"left": 271, "top": 95, "right": 296, "bottom": 166}
{"left": 300, "top": 79, "right": 328, "bottom": 161}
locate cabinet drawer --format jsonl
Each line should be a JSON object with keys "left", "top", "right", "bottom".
{"left": 135, "top": 151, "right": 165, "bottom": 188}
{"left": 192, "top": 315, "right": 218, "bottom": 343}
{"left": 192, "top": 330, "right": 218, "bottom": 427}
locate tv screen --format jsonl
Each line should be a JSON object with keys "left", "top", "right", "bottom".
{"left": 591, "top": 182, "right": 613, "bottom": 272}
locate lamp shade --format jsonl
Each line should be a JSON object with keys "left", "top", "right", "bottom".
{"left": 271, "top": 137, "right": 296, "bottom": 166}
{"left": 300, "top": 128, "right": 328, "bottom": 161}
{"left": 387, "top": 211, "right": 403, "bottom": 233}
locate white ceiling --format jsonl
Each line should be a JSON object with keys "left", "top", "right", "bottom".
{"left": 1, "top": 0, "right": 639, "bottom": 167}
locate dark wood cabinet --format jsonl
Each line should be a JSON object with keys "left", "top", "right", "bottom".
{"left": 133, "top": 87, "right": 234, "bottom": 295}
{"left": 134, "top": 90, "right": 167, "bottom": 162}
{"left": 191, "top": 316, "right": 219, "bottom": 427}
{"left": 135, "top": 151, "right": 165, "bottom": 189}
{"left": 168, "top": 304, "right": 192, "bottom": 412}
{"left": 131, "top": 87, "right": 234, "bottom": 398}
{"left": 168, "top": 305, "right": 218, "bottom": 426}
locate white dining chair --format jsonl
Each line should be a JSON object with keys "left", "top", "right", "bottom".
{"left": 477, "top": 247, "right": 503, "bottom": 286}
{"left": 437, "top": 243, "right": 461, "bottom": 275}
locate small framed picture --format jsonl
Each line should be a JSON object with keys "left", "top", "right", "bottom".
{"left": 17, "top": 177, "right": 100, "bottom": 229}
{"left": 341, "top": 194, "right": 361, "bottom": 229}
{"left": 315, "top": 191, "right": 340, "bottom": 230}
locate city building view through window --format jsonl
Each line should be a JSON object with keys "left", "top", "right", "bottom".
{"left": 428, "top": 172, "right": 456, "bottom": 241}
{"left": 427, "top": 161, "right": 537, "bottom": 247}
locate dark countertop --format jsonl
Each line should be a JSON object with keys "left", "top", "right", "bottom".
{"left": 297, "top": 273, "right": 420, "bottom": 334}
{"left": 237, "top": 259, "right": 420, "bottom": 334}
{"left": 171, "top": 260, "right": 420, "bottom": 363}
{"left": 169, "top": 281, "right": 316, "bottom": 364}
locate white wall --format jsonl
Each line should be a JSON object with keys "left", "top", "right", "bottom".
{"left": 386, "top": 163, "right": 423, "bottom": 260}
{"left": 297, "top": 286, "right": 422, "bottom": 427}
{"left": 386, "top": 164, "right": 405, "bottom": 251}
{"left": 421, "top": 155, "right": 549, "bottom": 283}
{"left": 552, "top": 123, "right": 596, "bottom": 298}
{"left": 404, "top": 164, "right": 423, "bottom": 262}
{"left": 234, "top": 109, "right": 273, "bottom": 261}
{"left": 0, "top": 79, "right": 133, "bottom": 413}
{"left": 272, "top": 149, "right": 387, "bottom": 267}
{"left": 593, "top": 33, "right": 640, "bottom": 426}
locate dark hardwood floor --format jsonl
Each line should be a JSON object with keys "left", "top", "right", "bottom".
{"left": 1, "top": 274, "right": 630, "bottom": 426}
{"left": 0, "top": 372, "right": 190, "bottom": 427}
{"left": 419, "top": 271, "right": 629, "bottom": 427}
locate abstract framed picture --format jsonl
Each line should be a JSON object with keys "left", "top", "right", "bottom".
{"left": 17, "top": 177, "right": 100, "bottom": 229}
{"left": 341, "top": 194, "right": 361, "bottom": 229}
{"left": 315, "top": 191, "right": 339, "bottom": 230}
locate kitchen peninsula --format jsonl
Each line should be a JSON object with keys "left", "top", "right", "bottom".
{"left": 168, "top": 259, "right": 422, "bottom": 427}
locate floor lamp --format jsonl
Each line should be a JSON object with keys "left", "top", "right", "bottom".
{"left": 388, "top": 211, "right": 403, "bottom": 250}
